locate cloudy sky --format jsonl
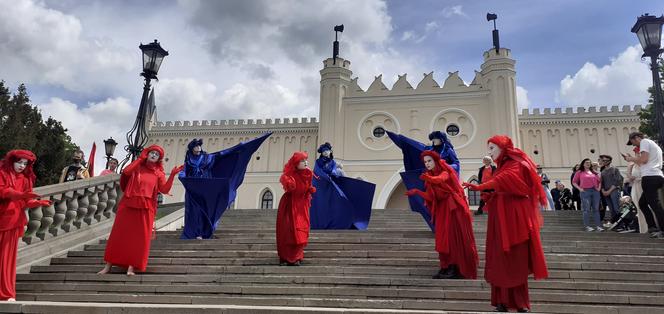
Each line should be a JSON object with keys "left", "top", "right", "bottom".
{"left": 0, "top": 0, "right": 660, "bottom": 174}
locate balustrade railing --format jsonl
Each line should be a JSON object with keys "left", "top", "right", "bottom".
{"left": 23, "top": 175, "right": 122, "bottom": 244}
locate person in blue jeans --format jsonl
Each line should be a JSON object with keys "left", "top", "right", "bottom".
{"left": 572, "top": 158, "right": 604, "bottom": 232}
{"left": 599, "top": 155, "right": 623, "bottom": 224}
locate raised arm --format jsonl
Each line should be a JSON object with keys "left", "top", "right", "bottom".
{"left": 158, "top": 165, "right": 184, "bottom": 194}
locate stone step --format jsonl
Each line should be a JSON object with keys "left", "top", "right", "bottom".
{"left": 16, "top": 273, "right": 664, "bottom": 294}
{"left": 46, "top": 256, "right": 664, "bottom": 273}
{"left": 10, "top": 292, "right": 664, "bottom": 314}
{"left": 26, "top": 265, "right": 664, "bottom": 282}
{"left": 62, "top": 251, "right": 664, "bottom": 264}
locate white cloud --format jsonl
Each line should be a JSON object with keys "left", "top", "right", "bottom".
{"left": 441, "top": 5, "right": 467, "bottom": 18}
{"left": 516, "top": 85, "right": 530, "bottom": 110}
{"left": 556, "top": 45, "right": 651, "bottom": 106}
{"left": 401, "top": 31, "right": 414, "bottom": 41}
{"left": 39, "top": 97, "right": 136, "bottom": 175}
{"left": 0, "top": 0, "right": 135, "bottom": 95}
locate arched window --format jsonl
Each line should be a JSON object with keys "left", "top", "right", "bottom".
{"left": 467, "top": 178, "right": 481, "bottom": 206}
{"left": 261, "top": 190, "right": 274, "bottom": 209}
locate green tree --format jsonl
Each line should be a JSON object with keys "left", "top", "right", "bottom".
{"left": 0, "top": 81, "right": 79, "bottom": 186}
{"left": 638, "top": 60, "right": 663, "bottom": 138}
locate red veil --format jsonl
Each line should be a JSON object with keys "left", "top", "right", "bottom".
{"left": 0, "top": 150, "right": 37, "bottom": 187}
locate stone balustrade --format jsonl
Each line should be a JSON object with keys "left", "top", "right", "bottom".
{"left": 23, "top": 174, "right": 121, "bottom": 245}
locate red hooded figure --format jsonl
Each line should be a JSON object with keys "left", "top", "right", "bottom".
{"left": 0, "top": 150, "right": 50, "bottom": 301}
{"left": 406, "top": 150, "right": 478, "bottom": 279}
{"left": 464, "top": 135, "right": 548, "bottom": 312}
{"left": 276, "top": 151, "right": 315, "bottom": 265}
{"left": 99, "top": 145, "right": 183, "bottom": 275}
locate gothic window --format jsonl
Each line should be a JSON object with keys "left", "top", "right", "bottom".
{"left": 261, "top": 189, "right": 274, "bottom": 209}
{"left": 467, "top": 177, "right": 481, "bottom": 206}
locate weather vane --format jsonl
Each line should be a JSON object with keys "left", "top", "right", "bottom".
{"left": 333, "top": 24, "right": 344, "bottom": 64}
{"left": 486, "top": 13, "right": 500, "bottom": 53}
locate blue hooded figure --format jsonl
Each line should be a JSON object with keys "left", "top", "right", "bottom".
{"left": 386, "top": 131, "right": 461, "bottom": 231}
{"left": 425, "top": 131, "right": 460, "bottom": 175}
{"left": 179, "top": 133, "right": 272, "bottom": 239}
{"left": 309, "top": 142, "right": 375, "bottom": 230}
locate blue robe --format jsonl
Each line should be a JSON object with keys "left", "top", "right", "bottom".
{"left": 387, "top": 131, "right": 461, "bottom": 231}
{"left": 179, "top": 132, "right": 272, "bottom": 239}
{"left": 309, "top": 157, "right": 375, "bottom": 230}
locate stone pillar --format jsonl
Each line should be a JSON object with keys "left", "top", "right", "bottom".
{"left": 480, "top": 48, "right": 520, "bottom": 145}
{"left": 318, "top": 57, "right": 352, "bottom": 158}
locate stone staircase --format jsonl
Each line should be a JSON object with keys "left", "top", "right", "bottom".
{"left": 3, "top": 209, "right": 664, "bottom": 313}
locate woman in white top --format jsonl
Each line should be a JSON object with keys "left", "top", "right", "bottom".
{"left": 627, "top": 148, "right": 646, "bottom": 233}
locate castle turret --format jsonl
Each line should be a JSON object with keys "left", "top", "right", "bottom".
{"left": 480, "top": 48, "right": 520, "bottom": 145}
{"left": 318, "top": 57, "right": 352, "bottom": 157}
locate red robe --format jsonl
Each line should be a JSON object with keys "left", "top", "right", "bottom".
{"left": 276, "top": 167, "right": 314, "bottom": 264}
{"left": 104, "top": 146, "right": 176, "bottom": 272}
{"left": 414, "top": 158, "right": 478, "bottom": 279}
{"left": 483, "top": 158, "right": 548, "bottom": 310}
{"left": 0, "top": 170, "right": 30, "bottom": 300}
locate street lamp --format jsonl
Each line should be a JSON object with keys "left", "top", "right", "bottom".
{"left": 119, "top": 40, "right": 169, "bottom": 170}
{"left": 103, "top": 137, "right": 118, "bottom": 168}
{"left": 632, "top": 14, "right": 664, "bottom": 144}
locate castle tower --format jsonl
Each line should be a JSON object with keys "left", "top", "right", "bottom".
{"left": 480, "top": 48, "right": 520, "bottom": 145}
{"left": 318, "top": 57, "right": 352, "bottom": 158}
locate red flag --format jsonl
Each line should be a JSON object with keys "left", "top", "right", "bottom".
{"left": 88, "top": 142, "right": 96, "bottom": 177}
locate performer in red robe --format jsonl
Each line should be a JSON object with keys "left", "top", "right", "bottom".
{"left": 0, "top": 150, "right": 50, "bottom": 301}
{"left": 98, "top": 145, "right": 183, "bottom": 276}
{"left": 276, "top": 151, "right": 315, "bottom": 266}
{"left": 464, "top": 135, "right": 548, "bottom": 312}
{"left": 406, "top": 150, "right": 478, "bottom": 279}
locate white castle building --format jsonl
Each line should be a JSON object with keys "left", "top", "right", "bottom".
{"left": 148, "top": 47, "right": 642, "bottom": 210}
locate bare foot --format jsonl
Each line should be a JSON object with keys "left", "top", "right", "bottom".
{"left": 97, "top": 264, "right": 111, "bottom": 275}
{"left": 7, "top": 298, "right": 16, "bottom": 302}
{"left": 126, "top": 266, "right": 135, "bottom": 276}
{"left": 196, "top": 236, "right": 203, "bottom": 240}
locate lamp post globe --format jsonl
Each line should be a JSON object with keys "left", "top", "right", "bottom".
{"left": 119, "top": 40, "right": 168, "bottom": 170}
{"left": 632, "top": 14, "right": 664, "bottom": 145}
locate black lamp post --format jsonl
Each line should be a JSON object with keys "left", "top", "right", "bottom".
{"left": 103, "top": 137, "right": 118, "bottom": 168}
{"left": 632, "top": 14, "right": 664, "bottom": 145}
{"left": 119, "top": 40, "right": 169, "bottom": 170}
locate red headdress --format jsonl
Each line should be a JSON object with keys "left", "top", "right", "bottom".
{"left": 0, "top": 150, "right": 37, "bottom": 184}
{"left": 283, "top": 151, "right": 309, "bottom": 175}
{"left": 140, "top": 145, "right": 165, "bottom": 173}
{"left": 420, "top": 150, "right": 462, "bottom": 188}
{"left": 488, "top": 135, "right": 547, "bottom": 208}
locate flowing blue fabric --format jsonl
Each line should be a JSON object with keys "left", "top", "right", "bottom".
{"left": 179, "top": 132, "right": 272, "bottom": 239}
{"left": 387, "top": 131, "right": 460, "bottom": 231}
{"left": 309, "top": 157, "right": 375, "bottom": 230}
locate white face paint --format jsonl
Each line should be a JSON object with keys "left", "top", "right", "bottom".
{"left": 432, "top": 138, "right": 442, "bottom": 146}
{"left": 321, "top": 150, "right": 331, "bottom": 158}
{"left": 487, "top": 142, "right": 502, "bottom": 161}
{"left": 147, "top": 150, "right": 161, "bottom": 162}
{"left": 297, "top": 159, "right": 308, "bottom": 170}
{"left": 423, "top": 155, "right": 436, "bottom": 171}
{"left": 14, "top": 158, "right": 28, "bottom": 173}
{"left": 193, "top": 146, "right": 202, "bottom": 155}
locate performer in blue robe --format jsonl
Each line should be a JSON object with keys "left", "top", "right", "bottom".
{"left": 387, "top": 131, "right": 461, "bottom": 230}
{"left": 179, "top": 132, "right": 272, "bottom": 239}
{"left": 309, "top": 142, "right": 376, "bottom": 230}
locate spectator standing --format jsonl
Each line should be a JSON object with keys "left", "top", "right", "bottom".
{"left": 599, "top": 155, "right": 623, "bottom": 224}
{"left": 59, "top": 150, "right": 89, "bottom": 183}
{"left": 624, "top": 132, "right": 664, "bottom": 239}
{"left": 100, "top": 158, "right": 119, "bottom": 176}
{"left": 627, "top": 147, "right": 649, "bottom": 233}
{"left": 570, "top": 164, "right": 582, "bottom": 210}
{"left": 573, "top": 158, "right": 604, "bottom": 232}
{"left": 474, "top": 156, "right": 496, "bottom": 216}
{"left": 551, "top": 180, "right": 573, "bottom": 210}
{"left": 537, "top": 166, "right": 554, "bottom": 211}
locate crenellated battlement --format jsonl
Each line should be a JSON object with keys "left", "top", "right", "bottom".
{"left": 519, "top": 105, "right": 644, "bottom": 117}
{"left": 348, "top": 70, "right": 483, "bottom": 97}
{"left": 153, "top": 117, "right": 319, "bottom": 130}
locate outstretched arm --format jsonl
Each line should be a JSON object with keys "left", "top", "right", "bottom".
{"left": 406, "top": 189, "right": 432, "bottom": 202}
{"left": 159, "top": 165, "right": 184, "bottom": 194}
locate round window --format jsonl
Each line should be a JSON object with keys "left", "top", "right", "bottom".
{"left": 446, "top": 124, "right": 460, "bottom": 136}
{"left": 373, "top": 126, "right": 386, "bottom": 138}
